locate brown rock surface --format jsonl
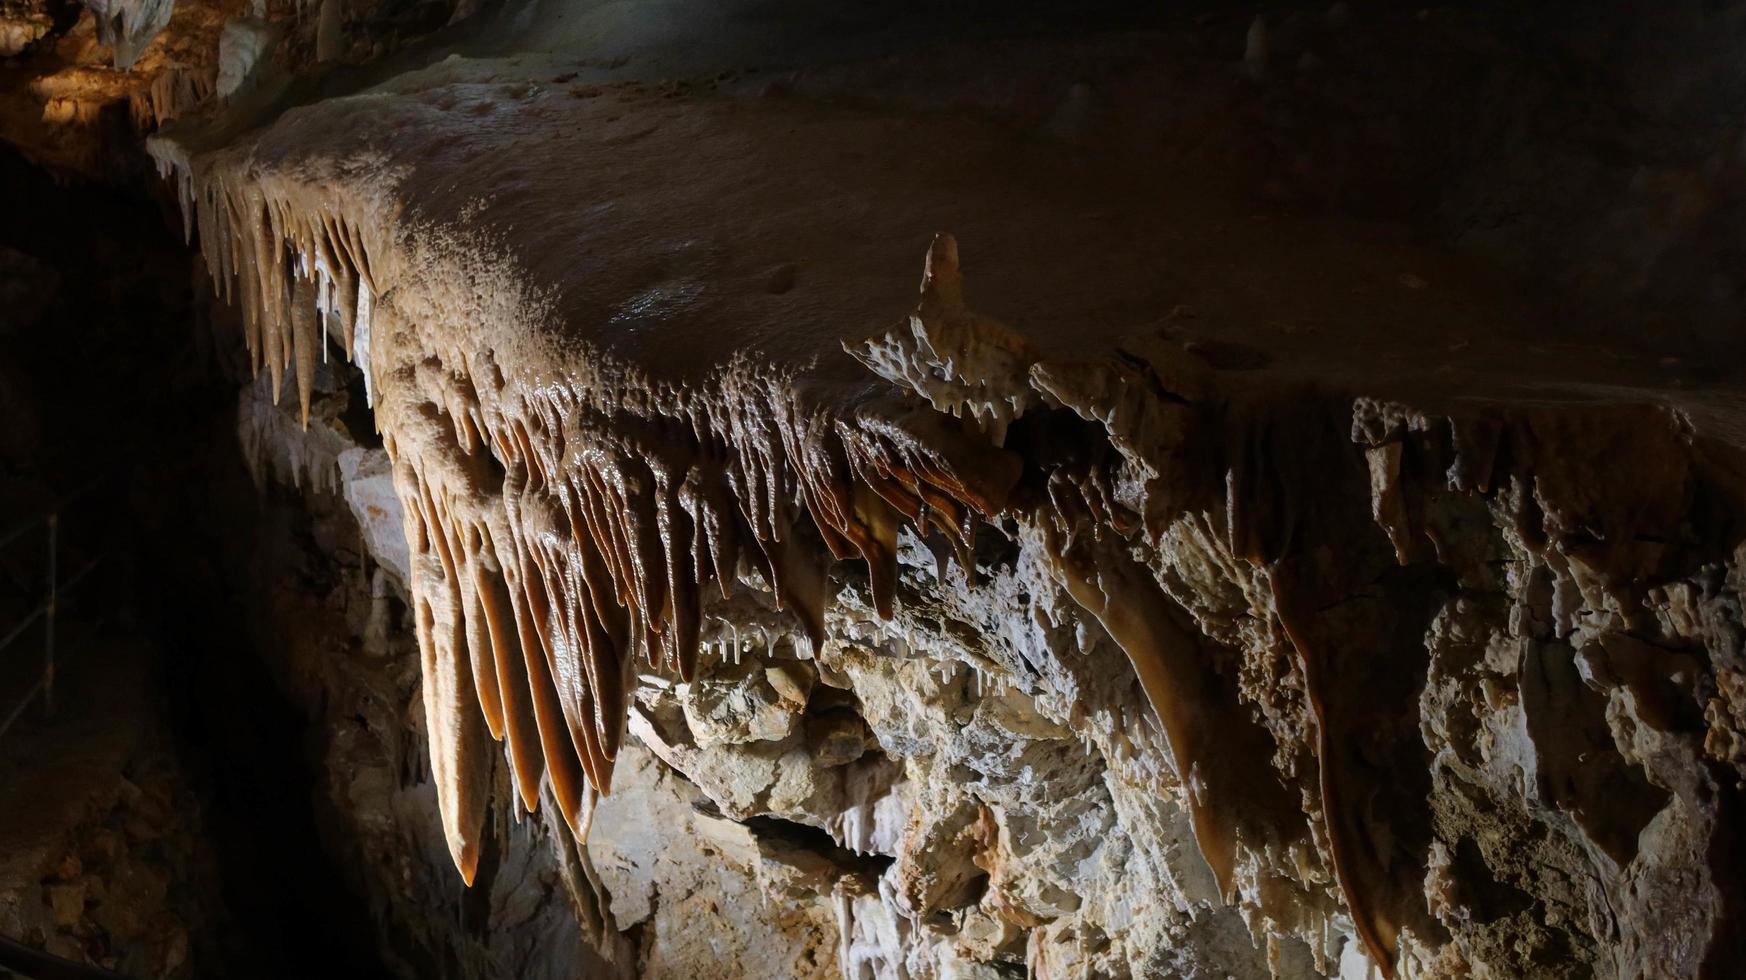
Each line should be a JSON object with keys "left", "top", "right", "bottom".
{"left": 12, "top": 2, "right": 1746, "bottom": 978}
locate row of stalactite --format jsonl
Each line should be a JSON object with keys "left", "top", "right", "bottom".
{"left": 150, "top": 94, "right": 1746, "bottom": 973}
{"left": 128, "top": 64, "right": 216, "bottom": 131}
{"left": 373, "top": 325, "right": 1029, "bottom": 881}
{"left": 156, "top": 149, "right": 1444, "bottom": 976}
{"left": 157, "top": 154, "right": 1033, "bottom": 885}
{"left": 157, "top": 153, "right": 382, "bottom": 430}
{"left": 150, "top": 160, "right": 1382, "bottom": 964}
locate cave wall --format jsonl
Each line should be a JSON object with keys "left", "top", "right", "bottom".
{"left": 6, "top": 2, "right": 1746, "bottom": 979}
{"left": 213, "top": 233, "right": 1746, "bottom": 979}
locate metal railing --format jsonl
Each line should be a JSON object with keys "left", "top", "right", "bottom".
{"left": 0, "top": 475, "right": 111, "bottom": 743}
{"left": 0, "top": 476, "right": 133, "bottom": 978}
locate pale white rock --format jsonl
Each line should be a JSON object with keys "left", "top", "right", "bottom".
{"left": 85, "top": 0, "right": 175, "bottom": 68}
{"left": 216, "top": 18, "right": 275, "bottom": 99}
{"left": 338, "top": 447, "right": 410, "bottom": 589}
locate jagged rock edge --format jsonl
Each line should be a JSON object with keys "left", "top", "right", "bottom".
{"left": 145, "top": 129, "right": 1746, "bottom": 980}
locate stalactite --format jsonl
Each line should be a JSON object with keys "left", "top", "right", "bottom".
{"left": 154, "top": 156, "right": 1043, "bottom": 881}
{"left": 1271, "top": 562, "right": 1398, "bottom": 979}
{"left": 129, "top": 63, "right": 217, "bottom": 131}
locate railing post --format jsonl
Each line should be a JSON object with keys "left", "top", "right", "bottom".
{"left": 43, "top": 512, "right": 56, "bottom": 719}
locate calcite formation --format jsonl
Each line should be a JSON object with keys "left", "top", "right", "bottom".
{"left": 85, "top": 0, "right": 177, "bottom": 68}
{"left": 123, "top": 15, "right": 1746, "bottom": 978}
{"left": 0, "top": 0, "right": 233, "bottom": 180}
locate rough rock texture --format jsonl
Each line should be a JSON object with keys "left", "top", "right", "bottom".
{"left": 0, "top": 638, "right": 222, "bottom": 979}
{"left": 232, "top": 293, "right": 1746, "bottom": 978}
{"left": 0, "top": 0, "right": 473, "bottom": 179}
{"left": 13, "top": 2, "right": 1746, "bottom": 978}
{"left": 154, "top": 30, "right": 1746, "bottom": 977}
{"left": 0, "top": 0, "right": 231, "bottom": 177}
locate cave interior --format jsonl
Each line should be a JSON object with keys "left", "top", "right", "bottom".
{"left": 2, "top": 1, "right": 1746, "bottom": 979}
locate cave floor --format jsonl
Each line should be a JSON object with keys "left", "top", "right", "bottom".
{"left": 0, "top": 627, "right": 150, "bottom": 893}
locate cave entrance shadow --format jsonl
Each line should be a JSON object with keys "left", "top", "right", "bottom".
{"left": 0, "top": 145, "right": 396, "bottom": 980}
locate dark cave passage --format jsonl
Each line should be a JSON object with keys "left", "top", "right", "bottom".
{"left": 0, "top": 146, "right": 392, "bottom": 980}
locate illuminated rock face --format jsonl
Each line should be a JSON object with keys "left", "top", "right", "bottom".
{"left": 85, "top": 0, "right": 176, "bottom": 68}
{"left": 2, "top": 0, "right": 1743, "bottom": 974}
{"left": 141, "top": 59, "right": 1746, "bottom": 976}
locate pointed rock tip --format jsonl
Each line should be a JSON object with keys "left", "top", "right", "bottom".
{"left": 456, "top": 841, "right": 479, "bottom": 886}
{"left": 922, "top": 233, "right": 963, "bottom": 307}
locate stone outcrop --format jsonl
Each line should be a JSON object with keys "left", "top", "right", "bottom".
{"left": 9, "top": 2, "right": 1746, "bottom": 978}
{"left": 176, "top": 73, "right": 1746, "bottom": 971}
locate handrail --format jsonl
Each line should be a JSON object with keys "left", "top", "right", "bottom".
{"left": 0, "top": 934, "right": 134, "bottom": 979}
{"left": 0, "top": 471, "right": 118, "bottom": 742}
{"left": 0, "top": 476, "right": 136, "bottom": 979}
{"left": 0, "top": 558, "right": 101, "bottom": 741}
